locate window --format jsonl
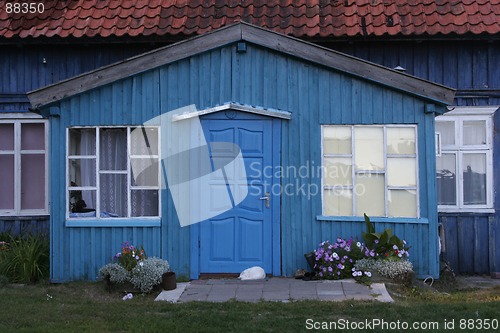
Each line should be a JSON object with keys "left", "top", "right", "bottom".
{"left": 67, "top": 127, "right": 160, "bottom": 219}
{"left": 436, "top": 108, "right": 494, "bottom": 212}
{"left": 322, "top": 125, "right": 418, "bottom": 218}
{"left": 0, "top": 119, "right": 48, "bottom": 215}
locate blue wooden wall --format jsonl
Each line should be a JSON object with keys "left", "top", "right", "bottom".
{"left": 329, "top": 40, "right": 500, "bottom": 106}
{"left": 0, "top": 44, "right": 157, "bottom": 113}
{"left": 0, "top": 216, "right": 49, "bottom": 236}
{"left": 3, "top": 39, "right": 498, "bottom": 277}
{"left": 43, "top": 42, "right": 443, "bottom": 281}
{"left": 440, "top": 214, "right": 500, "bottom": 274}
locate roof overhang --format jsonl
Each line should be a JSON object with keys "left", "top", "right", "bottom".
{"left": 27, "top": 22, "right": 456, "bottom": 109}
{"left": 439, "top": 106, "right": 499, "bottom": 116}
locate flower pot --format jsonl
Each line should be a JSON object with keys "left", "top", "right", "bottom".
{"left": 161, "top": 271, "right": 176, "bottom": 291}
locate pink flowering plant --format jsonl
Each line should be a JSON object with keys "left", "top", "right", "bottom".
{"left": 113, "top": 241, "right": 146, "bottom": 271}
{"left": 313, "top": 238, "right": 370, "bottom": 281}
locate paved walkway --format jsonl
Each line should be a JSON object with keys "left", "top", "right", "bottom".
{"left": 155, "top": 278, "right": 393, "bottom": 303}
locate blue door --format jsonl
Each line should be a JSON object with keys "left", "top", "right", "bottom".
{"left": 197, "top": 113, "right": 279, "bottom": 274}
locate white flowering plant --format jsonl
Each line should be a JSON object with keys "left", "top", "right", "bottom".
{"left": 99, "top": 263, "right": 128, "bottom": 284}
{"left": 128, "top": 257, "right": 170, "bottom": 293}
{"left": 355, "top": 258, "right": 414, "bottom": 280}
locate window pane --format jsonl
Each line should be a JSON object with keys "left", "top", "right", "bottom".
{"left": 323, "top": 188, "right": 352, "bottom": 216}
{"left": 21, "top": 154, "right": 45, "bottom": 210}
{"left": 435, "top": 121, "right": 455, "bottom": 146}
{"left": 463, "top": 153, "right": 487, "bottom": 205}
{"left": 68, "top": 159, "right": 96, "bottom": 187}
{"left": 323, "top": 157, "right": 352, "bottom": 186}
{"left": 463, "top": 120, "right": 486, "bottom": 145}
{"left": 323, "top": 126, "right": 351, "bottom": 155}
{"left": 131, "top": 127, "right": 158, "bottom": 155}
{"left": 131, "top": 158, "right": 159, "bottom": 187}
{"left": 388, "top": 190, "right": 417, "bottom": 217}
{"left": 69, "top": 128, "right": 96, "bottom": 156}
{"left": 387, "top": 127, "right": 415, "bottom": 155}
{"left": 0, "top": 124, "right": 14, "bottom": 150}
{"left": 131, "top": 190, "right": 159, "bottom": 217}
{"left": 354, "top": 127, "right": 384, "bottom": 171}
{"left": 100, "top": 174, "right": 127, "bottom": 217}
{"left": 21, "top": 123, "right": 44, "bottom": 150}
{"left": 436, "top": 154, "right": 457, "bottom": 205}
{"left": 100, "top": 128, "right": 127, "bottom": 171}
{"left": 387, "top": 158, "right": 416, "bottom": 187}
{"left": 70, "top": 190, "right": 96, "bottom": 214}
{"left": 355, "top": 174, "right": 385, "bottom": 216}
{"left": 0, "top": 154, "right": 14, "bottom": 209}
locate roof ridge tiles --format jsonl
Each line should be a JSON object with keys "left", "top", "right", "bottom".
{"left": 0, "top": 0, "right": 499, "bottom": 39}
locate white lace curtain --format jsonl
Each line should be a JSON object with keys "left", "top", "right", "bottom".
{"left": 78, "top": 128, "right": 157, "bottom": 217}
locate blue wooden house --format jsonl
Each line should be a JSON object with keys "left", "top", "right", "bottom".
{"left": 26, "top": 23, "right": 454, "bottom": 281}
{"left": 1, "top": 0, "right": 498, "bottom": 279}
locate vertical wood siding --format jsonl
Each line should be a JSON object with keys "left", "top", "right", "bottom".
{"left": 329, "top": 40, "right": 500, "bottom": 106}
{"left": 0, "top": 217, "right": 49, "bottom": 235}
{"left": 0, "top": 45, "right": 158, "bottom": 112}
{"left": 440, "top": 214, "right": 500, "bottom": 274}
{"left": 47, "top": 43, "right": 443, "bottom": 281}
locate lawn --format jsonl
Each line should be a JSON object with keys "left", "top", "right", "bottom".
{"left": 0, "top": 281, "right": 499, "bottom": 333}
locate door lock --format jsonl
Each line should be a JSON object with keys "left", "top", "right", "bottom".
{"left": 259, "top": 192, "right": 270, "bottom": 208}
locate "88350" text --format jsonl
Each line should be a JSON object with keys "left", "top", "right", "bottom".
{"left": 5, "top": 2, "right": 44, "bottom": 14}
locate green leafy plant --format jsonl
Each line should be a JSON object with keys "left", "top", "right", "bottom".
{"left": 0, "top": 234, "right": 49, "bottom": 283}
{"left": 362, "top": 214, "right": 410, "bottom": 260}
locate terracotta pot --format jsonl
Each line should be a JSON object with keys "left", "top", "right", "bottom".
{"left": 161, "top": 271, "right": 176, "bottom": 291}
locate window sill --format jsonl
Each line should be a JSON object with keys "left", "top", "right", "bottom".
{"left": 316, "top": 215, "right": 428, "bottom": 224}
{"left": 65, "top": 218, "right": 161, "bottom": 228}
{"left": 0, "top": 214, "right": 49, "bottom": 220}
{"left": 438, "top": 208, "right": 495, "bottom": 214}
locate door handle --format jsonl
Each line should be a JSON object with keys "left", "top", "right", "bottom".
{"left": 259, "top": 192, "right": 270, "bottom": 208}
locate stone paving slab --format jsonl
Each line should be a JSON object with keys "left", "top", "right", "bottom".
{"left": 154, "top": 282, "right": 189, "bottom": 302}
{"left": 160, "top": 278, "right": 394, "bottom": 303}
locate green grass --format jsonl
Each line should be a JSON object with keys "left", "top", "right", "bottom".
{"left": 0, "top": 282, "right": 498, "bottom": 332}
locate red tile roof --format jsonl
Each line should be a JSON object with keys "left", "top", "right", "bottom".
{"left": 1, "top": 0, "right": 499, "bottom": 40}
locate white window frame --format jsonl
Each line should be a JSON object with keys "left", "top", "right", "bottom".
{"left": 66, "top": 126, "right": 161, "bottom": 220}
{"left": 436, "top": 106, "right": 496, "bottom": 213}
{"left": 321, "top": 124, "right": 419, "bottom": 218}
{"left": 0, "top": 118, "right": 49, "bottom": 216}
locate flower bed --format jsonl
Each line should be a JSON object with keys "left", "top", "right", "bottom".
{"left": 310, "top": 214, "right": 414, "bottom": 285}
{"left": 99, "top": 242, "right": 170, "bottom": 293}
